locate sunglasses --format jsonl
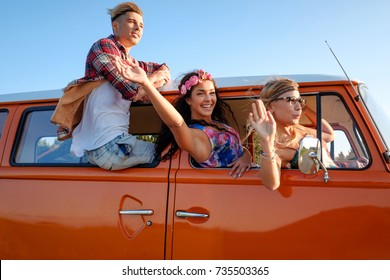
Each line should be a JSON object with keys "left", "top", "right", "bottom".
{"left": 273, "top": 96, "right": 306, "bottom": 108}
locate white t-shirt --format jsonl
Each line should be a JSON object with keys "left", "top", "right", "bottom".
{"left": 71, "top": 81, "right": 132, "bottom": 157}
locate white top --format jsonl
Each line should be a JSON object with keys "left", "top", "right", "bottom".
{"left": 71, "top": 81, "right": 132, "bottom": 157}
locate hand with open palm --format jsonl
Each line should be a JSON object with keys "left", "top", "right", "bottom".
{"left": 112, "top": 56, "right": 149, "bottom": 85}
{"left": 248, "top": 100, "right": 276, "bottom": 144}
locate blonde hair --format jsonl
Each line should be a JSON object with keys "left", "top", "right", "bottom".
{"left": 260, "top": 77, "right": 299, "bottom": 107}
{"left": 108, "top": 2, "right": 143, "bottom": 22}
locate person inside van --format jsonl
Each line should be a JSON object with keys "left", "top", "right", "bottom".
{"left": 247, "top": 77, "right": 368, "bottom": 190}
{"left": 112, "top": 58, "right": 252, "bottom": 178}
{"left": 154, "top": 70, "right": 252, "bottom": 177}
{"left": 61, "top": 2, "right": 170, "bottom": 170}
{"left": 246, "top": 77, "right": 335, "bottom": 189}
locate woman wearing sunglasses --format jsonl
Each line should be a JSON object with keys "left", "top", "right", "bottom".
{"left": 247, "top": 77, "right": 336, "bottom": 190}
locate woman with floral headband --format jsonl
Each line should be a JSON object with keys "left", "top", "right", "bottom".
{"left": 113, "top": 58, "right": 252, "bottom": 178}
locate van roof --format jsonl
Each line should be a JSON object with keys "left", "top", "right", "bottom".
{"left": 0, "top": 74, "right": 348, "bottom": 103}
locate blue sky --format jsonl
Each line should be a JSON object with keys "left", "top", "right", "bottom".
{"left": 1, "top": 0, "right": 389, "bottom": 117}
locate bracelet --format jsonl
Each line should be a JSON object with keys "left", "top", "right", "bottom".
{"left": 259, "top": 149, "right": 277, "bottom": 161}
{"left": 259, "top": 149, "right": 275, "bottom": 156}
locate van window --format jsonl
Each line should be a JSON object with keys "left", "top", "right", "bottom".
{"left": 319, "top": 94, "right": 370, "bottom": 169}
{"left": 36, "top": 136, "right": 77, "bottom": 164}
{"left": 0, "top": 110, "right": 8, "bottom": 139}
{"left": 305, "top": 94, "right": 370, "bottom": 169}
{"left": 250, "top": 94, "right": 370, "bottom": 169}
{"left": 12, "top": 107, "right": 78, "bottom": 165}
{"left": 329, "top": 130, "right": 354, "bottom": 160}
{"left": 12, "top": 105, "right": 160, "bottom": 166}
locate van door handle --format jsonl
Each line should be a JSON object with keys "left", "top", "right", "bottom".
{"left": 119, "top": 209, "right": 154, "bottom": 215}
{"left": 176, "top": 210, "right": 209, "bottom": 219}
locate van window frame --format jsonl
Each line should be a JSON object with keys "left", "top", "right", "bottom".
{"left": 10, "top": 105, "right": 160, "bottom": 167}
{"left": 185, "top": 92, "right": 372, "bottom": 170}
{"left": 311, "top": 91, "right": 371, "bottom": 169}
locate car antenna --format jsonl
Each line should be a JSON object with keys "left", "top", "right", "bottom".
{"left": 325, "top": 40, "right": 360, "bottom": 101}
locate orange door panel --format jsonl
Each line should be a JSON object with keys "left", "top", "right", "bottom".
{"left": 0, "top": 162, "right": 176, "bottom": 260}
{"left": 170, "top": 152, "right": 390, "bottom": 260}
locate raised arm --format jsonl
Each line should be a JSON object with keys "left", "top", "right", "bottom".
{"left": 113, "top": 58, "right": 212, "bottom": 162}
{"left": 133, "top": 63, "right": 170, "bottom": 102}
{"left": 249, "top": 100, "right": 280, "bottom": 190}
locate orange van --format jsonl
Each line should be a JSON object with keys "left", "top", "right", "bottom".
{"left": 0, "top": 74, "right": 389, "bottom": 260}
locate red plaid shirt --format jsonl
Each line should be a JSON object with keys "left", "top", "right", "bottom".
{"left": 65, "top": 34, "right": 166, "bottom": 100}
{"left": 56, "top": 35, "right": 167, "bottom": 140}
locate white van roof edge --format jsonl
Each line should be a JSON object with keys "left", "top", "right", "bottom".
{"left": 0, "top": 74, "right": 348, "bottom": 103}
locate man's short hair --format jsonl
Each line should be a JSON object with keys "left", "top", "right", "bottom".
{"left": 108, "top": 2, "right": 143, "bottom": 22}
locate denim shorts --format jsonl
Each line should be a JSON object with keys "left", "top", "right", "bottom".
{"left": 86, "top": 134, "right": 155, "bottom": 170}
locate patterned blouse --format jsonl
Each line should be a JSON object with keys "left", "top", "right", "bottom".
{"left": 189, "top": 121, "right": 243, "bottom": 168}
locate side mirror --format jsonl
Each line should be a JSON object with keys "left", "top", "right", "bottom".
{"left": 298, "top": 135, "right": 330, "bottom": 183}
{"left": 298, "top": 136, "right": 320, "bottom": 174}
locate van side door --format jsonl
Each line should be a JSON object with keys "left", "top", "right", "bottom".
{"left": 169, "top": 90, "right": 390, "bottom": 260}
{"left": 0, "top": 102, "right": 175, "bottom": 259}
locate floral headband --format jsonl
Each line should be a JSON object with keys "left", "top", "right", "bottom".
{"left": 180, "top": 69, "right": 213, "bottom": 95}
